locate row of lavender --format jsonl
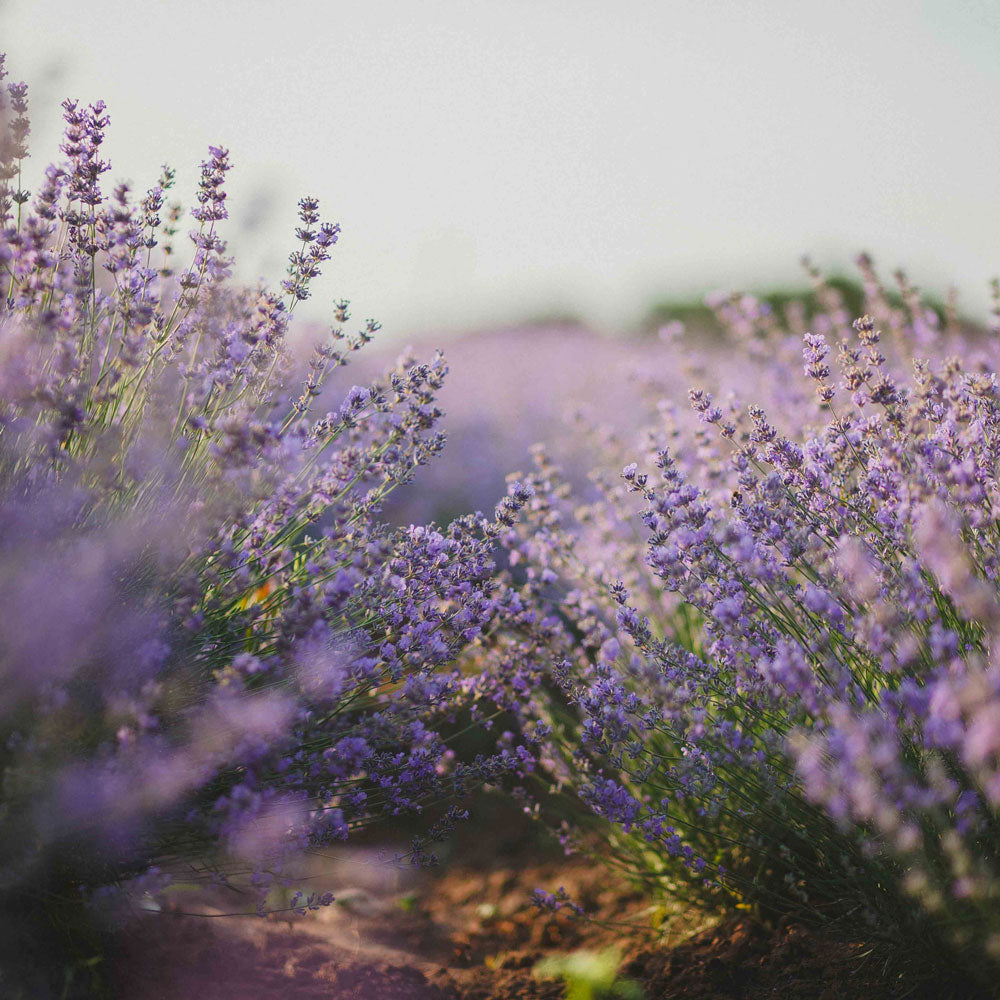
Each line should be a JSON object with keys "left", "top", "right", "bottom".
{"left": 503, "top": 278, "right": 1000, "bottom": 980}
{"left": 0, "top": 55, "right": 540, "bottom": 965}
{"left": 3, "top": 52, "right": 1000, "bottom": 990}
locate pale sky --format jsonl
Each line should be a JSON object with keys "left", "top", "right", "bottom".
{"left": 4, "top": 0, "right": 1000, "bottom": 336}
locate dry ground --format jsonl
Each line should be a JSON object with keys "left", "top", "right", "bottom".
{"left": 111, "top": 826, "right": 969, "bottom": 999}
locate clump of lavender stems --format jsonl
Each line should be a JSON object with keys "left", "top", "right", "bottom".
{"left": 491, "top": 267, "right": 1000, "bottom": 987}
{"left": 0, "top": 53, "right": 542, "bottom": 991}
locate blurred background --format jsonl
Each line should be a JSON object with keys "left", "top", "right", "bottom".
{"left": 5, "top": 0, "right": 1000, "bottom": 519}
{"left": 4, "top": 0, "right": 1000, "bottom": 336}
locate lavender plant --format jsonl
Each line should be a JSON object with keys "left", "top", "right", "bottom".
{"left": 490, "top": 267, "right": 1000, "bottom": 984}
{"left": 0, "top": 54, "right": 540, "bottom": 989}
{"left": 6, "top": 38, "right": 1000, "bottom": 997}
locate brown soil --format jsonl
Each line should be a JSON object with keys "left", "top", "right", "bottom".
{"left": 111, "top": 836, "right": 975, "bottom": 1000}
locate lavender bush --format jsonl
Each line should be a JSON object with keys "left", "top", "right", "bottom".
{"left": 488, "top": 267, "right": 1000, "bottom": 983}
{"left": 0, "top": 54, "right": 544, "bottom": 991}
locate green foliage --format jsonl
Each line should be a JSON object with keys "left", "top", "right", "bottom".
{"left": 534, "top": 948, "right": 643, "bottom": 1000}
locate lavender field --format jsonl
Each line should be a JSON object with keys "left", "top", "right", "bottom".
{"left": 4, "top": 11, "right": 1000, "bottom": 998}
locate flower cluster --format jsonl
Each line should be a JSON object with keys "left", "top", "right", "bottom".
{"left": 490, "top": 267, "right": 1000, "bottom": 984}
{"left": 0, "top": 52, "right": 539, "bottom": 960}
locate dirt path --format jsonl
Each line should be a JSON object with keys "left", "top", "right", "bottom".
{"left": 113, "top": 849, "right": 617, "bottom": 999}
{"left": 112, "top": 842, "right": 969, "bottom": 999}
{"left": 109, "top": 797, "right": 976, "bottom": 1000}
